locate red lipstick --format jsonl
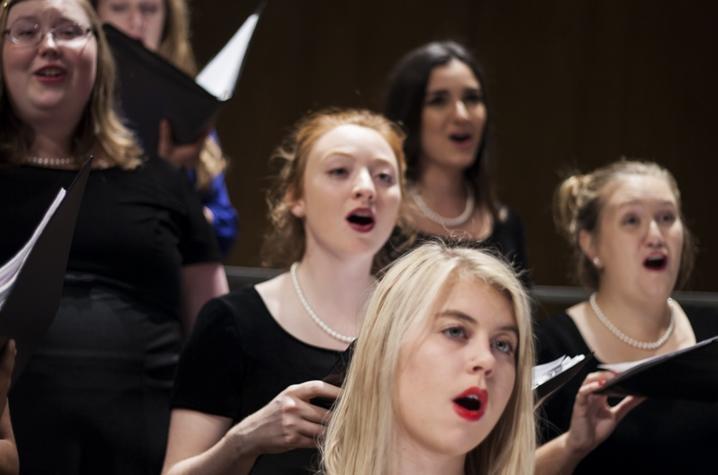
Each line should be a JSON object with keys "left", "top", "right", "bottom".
{"left": 452, "top": 386, "right": 488, "bottom": 421}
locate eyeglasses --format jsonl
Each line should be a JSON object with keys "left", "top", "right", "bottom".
{"left": 3, "top": 19, "right": 93, "bottom": 47}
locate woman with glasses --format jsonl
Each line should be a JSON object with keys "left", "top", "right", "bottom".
{"left": 0, "top": 0, "right": 228, "bottom": 473}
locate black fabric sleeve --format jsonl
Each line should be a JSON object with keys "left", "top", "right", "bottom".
{"left": 168, "top": 164, "right": 221, "bottom": 266}
{"left": 171, "top": 297, "right": 244, "bottom": 418}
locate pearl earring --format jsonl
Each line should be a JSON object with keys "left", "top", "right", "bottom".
{"left": 592, "top": 257, "right": 602, "bottom": 269}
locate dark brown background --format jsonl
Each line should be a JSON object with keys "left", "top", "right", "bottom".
{"left": 188, "top": 0, "right": 717, "bottom": 290}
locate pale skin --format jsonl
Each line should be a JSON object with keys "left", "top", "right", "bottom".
{"left": 535, "top": 174, "right": 695, "bottom": 474}
{"left": 412, "top": 58, "right": 496, "bottom": 240}
{"left": 0, "top": 341, "right": 18, "bottom": 475}
{"left": 393, "top": 281, "right": 519, "bottom": 475}
{"left": 162, "top": 124, "right": 402, "bottom": 474}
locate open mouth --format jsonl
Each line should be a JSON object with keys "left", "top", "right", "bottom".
{"left": 35, "top": 67, "right": 66, "bottom": 79}
{"left": 452, "top": 387, "right": 488, "bottom": 421}
{"left": 449, "top": 133, "right": 472, "bottom": 144}
{"left": 644, "top": 255, "right": 668, "bottom": 271}
{"left": 454, "top": 395, "right": 482, "bottom": 411}
{"left": 346, "top": 210, "right": 375, "bottom": 232}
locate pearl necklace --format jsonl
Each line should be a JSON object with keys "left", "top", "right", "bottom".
{"left": 412, "top": 184, "right": 475, "bottom": 228}
{"left": 25, "top": 156, "right": 76, "bottom": 168}
{"left": 290, "top": 263, "right": 356, "bottom": 344}
{"left": 589, "top": 293, "right": 675, "bottom": 350}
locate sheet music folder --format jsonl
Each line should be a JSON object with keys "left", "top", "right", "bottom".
{"left": 534, "top": 354, "right": 593, "bottom": 406}
{"left": 595, "top": 336, "right": 718, "bottom": 402}
{"left": 0, "top": 160, "right": 91, "bottom": 379}
{"left": 103, "top": 5, "right": 262, "bottom": 158}
{"left": 104, "top": 23, "right": 220, "bottom": 158}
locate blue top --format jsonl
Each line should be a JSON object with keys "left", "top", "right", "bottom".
{"left": 187, "top": 169, "right": 238, "bottom": 256}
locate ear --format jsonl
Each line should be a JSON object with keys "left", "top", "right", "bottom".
{"left": 578, "top": 229, "right": 597, "bottom": 263}
{"left": 285, "top": 188, "right": 305, "bottom": 219}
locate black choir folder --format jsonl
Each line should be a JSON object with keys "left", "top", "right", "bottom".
{"left": 533, "top": 354, "right": 593, "bottom": 406}
{"left": 595, "top": 336, "right": 718, "bottom": 402}
{"left": 103, "top": 5, "right": 262, "bottom": 158}
{"left": 0, "top": 160, "right": 91, "bottom": 379}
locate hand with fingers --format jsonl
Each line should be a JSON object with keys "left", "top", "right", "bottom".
{"left": 535, "top": 370, "right": 645, "bottom": 475}
{"left": 157, "top": 119, "right": 209, "bottom": 169}
{"left": 564, "top": 371, "right": 645, "bottom": 457}
{"left": 229, "top": 380, "right": 341, "bottom": 458}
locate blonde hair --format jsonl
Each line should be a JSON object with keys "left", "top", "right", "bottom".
{"left": 0, "top": 0, "right": 141, "bottom": 168}
{"left": 262, "top": 108, "right": 410, "bottom": 270}
{"left": 322, "top": 242, "right": 536, "bottom": 475}
{"left": 553, "top": 159, "right": 695, "bottom": 288}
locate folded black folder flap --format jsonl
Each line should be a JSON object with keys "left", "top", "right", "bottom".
{"left": 0, "top": 160, "right": 91, "bottom": 379}
{"left": 595, "top": 336, "right": 718, "bottom": 402}
{"left": 104, "top": 23, "right": 220, "bottom": 157}
{"left": 104, "top": 5, "right": 262, "bottom": 158}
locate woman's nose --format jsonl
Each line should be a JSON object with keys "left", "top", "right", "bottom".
{"left": 645, "top": 220, "right": 666, "bottom": 247}
{"left": 468, "top": 340, "right": 495, "bottom": 377}
{"left": 353, "top": 169, "right": 376, "bottom": 202}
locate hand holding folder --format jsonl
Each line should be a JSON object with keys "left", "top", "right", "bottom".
{"left": 595, "top": 336, "right": 718, "bottom": 402}
{"left": 104, "top": 6, "right": 262, "bottom": 159}
{"left": 533, "top": 354, "right": 593, "bottom": 406}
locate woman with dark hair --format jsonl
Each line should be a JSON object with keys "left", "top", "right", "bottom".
{"left": 535, "top": 160, "right": 718, "bottom": 474}
{"left": 385, "top": 41, "right": 528, "bottom": 280}
{"left": 0, "top": 0, "right": 227, "bottom": 472}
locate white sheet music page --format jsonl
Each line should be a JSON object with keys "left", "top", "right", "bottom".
{"left": 196, "top": 12, "right": 260, "bottom": 101}
{"left": 0, "top": 188, "right": 66, "bottom": 310}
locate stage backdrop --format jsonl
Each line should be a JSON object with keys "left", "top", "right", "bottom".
{"left": 190, "top": 0, "right": 717, "bottom": 291}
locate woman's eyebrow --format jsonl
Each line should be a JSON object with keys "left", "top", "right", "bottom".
{"left": 436, "top": 309, "right": 476, "bottom": 325}
{"left": 437, "top": 310, "right": 518, "bottom": 334}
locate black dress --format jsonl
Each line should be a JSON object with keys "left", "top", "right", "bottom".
{"left": 389, "top": 207, "right": 530, "bottom": 284}
{"left": 0, "top": 161, "right": 220, "bottom": 475}
{"left": 172, "top": 287, "right": 342, "bottom": 474}
{"left": 535, "top": 310, "right": 718, "bottom": 474}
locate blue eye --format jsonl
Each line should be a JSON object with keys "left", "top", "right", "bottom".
{"left": 442, "top": 326, "right": 468, "bottom": 341}
{"left": 492, "top": 338, "right": 515, "bottom": 355}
